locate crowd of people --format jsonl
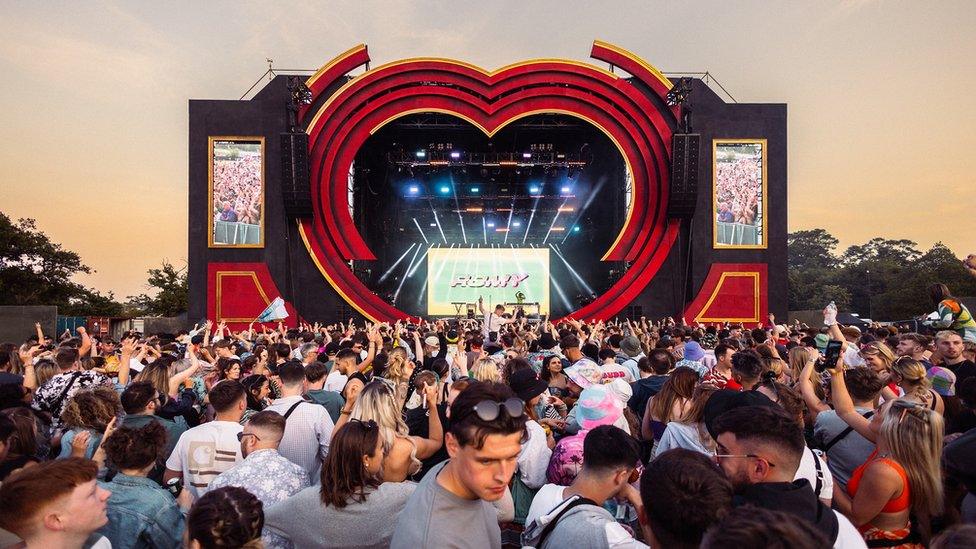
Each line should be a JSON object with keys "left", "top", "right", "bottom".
{"left": 715, "top": 153, "right": 761, "bottom": 228}
{"left": 212, "top": 149, "right": 263, "bottom": 229}
{"left": 1, "top": 283, "right": 976, "bottom": 548}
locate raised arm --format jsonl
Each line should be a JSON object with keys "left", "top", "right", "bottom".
{"left": 797, "top": 348, "right": 830, "bottom": 414}
{"left": 412, "top": 384, "right": 444, "bottom": 459}
{"left": 828, "top": 362, "right": 877, "bottom": 443}
{"left": 117, "top": 337, "right": 136, "bottom": 387}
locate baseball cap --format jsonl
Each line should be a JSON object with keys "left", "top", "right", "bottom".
{"left": 703, "top": 389, "right": 777, "bottom": 439}
{"left": 508, "top": 368, "right": 549, "bottom": 402}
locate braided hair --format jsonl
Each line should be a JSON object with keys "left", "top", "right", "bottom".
{"left": 187, "top": 486, "right": 264, "bottom": 548}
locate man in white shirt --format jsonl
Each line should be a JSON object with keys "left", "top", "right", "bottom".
{"left": 323, "top": 349, "right": 357, "bottom": 392}
{"left": 479, "top": 297, "right": 513, "bottom": 343}
{"left": 265, "top": 361, "right": 334, "bottom": 480}
{"left": 164, "top": 380, "right": 245, "bottom": 499}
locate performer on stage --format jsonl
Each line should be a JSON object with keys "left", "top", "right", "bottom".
{"left": 479, "top": 296, "right": 514, "bottom": 344}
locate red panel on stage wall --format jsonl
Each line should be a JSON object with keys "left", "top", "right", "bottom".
{"left": 206, "top": 263, "right": 299, "bottom": 329}
{"left": 683, "top": 264, "right": 768, "bottom": 325}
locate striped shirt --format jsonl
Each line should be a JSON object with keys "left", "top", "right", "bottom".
{"left": 265, "top": 395, "right": 335, "bottom": 480}
{"left": 165, "top": 420, "right": 243, "bottom": 499}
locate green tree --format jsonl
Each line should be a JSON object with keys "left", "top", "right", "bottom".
{"left": 127, "top": 261, "right": 188, "bottom": 317}
{"left": 0, "top": 213, "right": 92, "bottom": 306}
{"left": 787, "top": 229, "right": 839, "bottom": 271}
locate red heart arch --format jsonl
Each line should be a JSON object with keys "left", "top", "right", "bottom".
{"left": 299, "top": 41, "right": 680, "bottom": 322}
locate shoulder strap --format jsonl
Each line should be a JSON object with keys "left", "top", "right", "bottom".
{"left": 810, "top": 447, "right": 824, "bottom": 498}
{"left": 50, "top": 371, "right": 84, "bottom": 415}
{"left": 537, "top": 496, "right": 597, "bottom": 547}
{"left": 823, "top": 410, "right": 874, "bottom": 452}
{"left": 282, "top": 400, "right": 305, "bottom": 420}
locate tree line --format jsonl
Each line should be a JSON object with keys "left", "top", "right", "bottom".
{"left": 2, "top": 211, "right": 973, "bottom": 320}
{"left": 0, "top": 212, "right": 187, "bottom": 317}
{"left": 788, "top": 229, "right": 976, "bottom": 321}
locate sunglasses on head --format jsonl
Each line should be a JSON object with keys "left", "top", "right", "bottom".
{"left": 349, "top": 418, "right": 378, "bottom": 431}
{"left": 471, "top": 397, "right": 525, "bottom": 422}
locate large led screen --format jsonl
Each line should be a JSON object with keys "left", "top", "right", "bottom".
{"left": 426, "top": 248, "right": 550, "bottom": 316}
{"left": 713, "top": 139, "right": 767, "bottom": 249}
{"left": 209, "top": 137, "right": 265, "bottom": 247}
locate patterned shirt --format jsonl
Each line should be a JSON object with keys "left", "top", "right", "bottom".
{"left": 209, "top": 449, "right": 309, "bottom": 507}
{"left": 32, "top": 370, "right": 112, "bottom": 425}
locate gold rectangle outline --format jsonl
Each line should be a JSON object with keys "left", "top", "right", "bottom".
{"left": 694, "top": 271, "right": 761, "bottom": 323}
{"left": 208, "top": 136, "right": 266, "bottom": 249}
{"left": 712, "top": 139, "right": 768, "bottom": 250}
{"left": 215, "top": 271, "right": 272, "bottom": 322}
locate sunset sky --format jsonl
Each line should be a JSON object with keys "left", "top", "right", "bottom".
{"left": 2, "top": 1, "right": 974, "bottom": 298}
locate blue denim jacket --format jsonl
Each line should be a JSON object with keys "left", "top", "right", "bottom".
{"left": 97, "top": 473, "right": 185, "bottom": 549}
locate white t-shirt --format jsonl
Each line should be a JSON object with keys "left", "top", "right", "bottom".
{"left": 323, "top": 370, "right": 348, "bottom": 393}
{"left": 601, "top": 362, "right": 635, "bottom": 384}
{"left": 795, "top": 446, "right": 834, "bottom": 503}
{"left": 525, "top": 483, "right": 567, "bottom": 527}
{"left": 165, "top": 420, "right": 243, "bottom": 499}
{"left": 833, "top": 510, "right": 868, "bottom": 549}
{"left": 518, "top": 421, "right": 552, "bottom": 489}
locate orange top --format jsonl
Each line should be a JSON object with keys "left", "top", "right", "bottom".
{"left": 847, "top": 450, "right": 911, "bottom": 513}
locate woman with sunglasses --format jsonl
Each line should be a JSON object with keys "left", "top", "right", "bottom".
{"left": 336, "top": 379, "right": 443, "bottom": 482}
{"left": 264, "top": 418, "right": 417, "bottom": 548}
{"left": 829, "top": 358, "right": 944, "bottom": 547}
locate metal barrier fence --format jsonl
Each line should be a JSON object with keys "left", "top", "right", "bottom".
{"left": 214, "top": 221, "right": 260, "bottom": 245}
{"left": 716, "top": 221, "right": 760, "bottom": 246}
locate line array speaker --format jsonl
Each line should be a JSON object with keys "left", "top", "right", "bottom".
{"left": 281, "top": 132, "right": 313, "bottom": 219}
{"left": 667, "top": 133, "right": 700, "bottom": 219}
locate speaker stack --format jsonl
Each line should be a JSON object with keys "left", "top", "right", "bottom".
{"left": 667, "top": 133, "right": 701, "bottom": 219}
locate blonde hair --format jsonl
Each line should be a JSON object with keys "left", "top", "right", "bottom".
{"left": 880, "top": 399, "right": 944, "bottom": 529}
{"left": 135, "top": 363, "right": 171, "bottom": 398}
{"left": 470, "top": 358, "right": 500, "bottom": 383}
{"left": 765, "top": 358, "right": 788, "bottom": 381}
{"left": 351, "top": 381, "right": 407, "bottom": 448}
{"left": 788, "top": 347, "right": 824, "bottom": 401}
{"left": 384, "top": 347, "right": 412, "bottom": 384}
{"left": 890, "top": 357, "right": 931, "bottom": 402}
{"left": 861, "top": 342, "right": 895, "bottom": 370}
{"left": 34, "top": 359, "right": 61, "bottom": 387}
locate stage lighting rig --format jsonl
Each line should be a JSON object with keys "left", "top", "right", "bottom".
{"left": 285, "top": 76, "right": 313, "bottom": 132}
{"left": 666, "top": 77, "right": 694, "bottom": 132}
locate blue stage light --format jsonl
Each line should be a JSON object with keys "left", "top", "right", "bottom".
{"left": 408, "top": 185, "right": 419, "bottom": 194}
{"left": 560, "top": 186, "right": 571, "bottom": 194}
{"left": 512, "top": 221, "right": 522, "bottom": 227}
{"left": 529, "top": 185, "right": 541, "bottom": 194}
{"left": 450, "top": 151, "right": 461, "bottom": 159}
{"left": 471, "top": 187, "right": 480, "bottom": 193}
{"left": 439, "top": 186, "right": 450, "bottom": 194}
{"left": 486, "top": 221, "right": 496, "bottom": 228}
{"left": 572, "top": 225, "right": 580, "bottom": 233}
{"left": 415, "top": 151, "right": 426, "bottom": 158}
{"left": 523, "top": 152, "right": 532, "bottom": 159}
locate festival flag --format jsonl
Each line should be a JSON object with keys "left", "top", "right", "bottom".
{"left": 256, "top": 297, "right": 288, "bottom": 322}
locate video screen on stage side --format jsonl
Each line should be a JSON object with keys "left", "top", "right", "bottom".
{"left": 426, "top": 248, "right": 550, "bottom": 316}
{"left": 714, "top": 139, "right": 766, "bottom": 248}
{"left": 210, "top": 137, "right": 264, "bottom": 247}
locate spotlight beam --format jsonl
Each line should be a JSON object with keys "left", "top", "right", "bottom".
{"left": 412, "top": 218, "right": 429, "bottom": 244}
{"left": 482, "top": 217, "right": 488, "bottom": 244}
{"left": 406, "top": 243, "right": 434, "bottom": 278}
{"left": 431, "top": 208, "right": 447, "bottom": 243}
{"left": 392, "top": 244, "right": 422, "bottom": 303}
{"left": 542, "top": 199, "right": 567, "bottom": 244}
{"left": 550, "top": 244, "right": 596, "bottom": 295}
{"left": 522, "top": 194, "right": 542, "bottom": 244}
{"left": 503, "top": 201, "right": 514, "bottom": 244}
{"left": 378, "top": 243, "right": 418, "bottom": 283}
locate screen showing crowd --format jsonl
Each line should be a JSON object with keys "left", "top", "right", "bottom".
{"left": 210, "top": 138, "right": 264, "bottom": 247}
{"left": 714, "top": 140, "right": 765, "bottom": 248}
